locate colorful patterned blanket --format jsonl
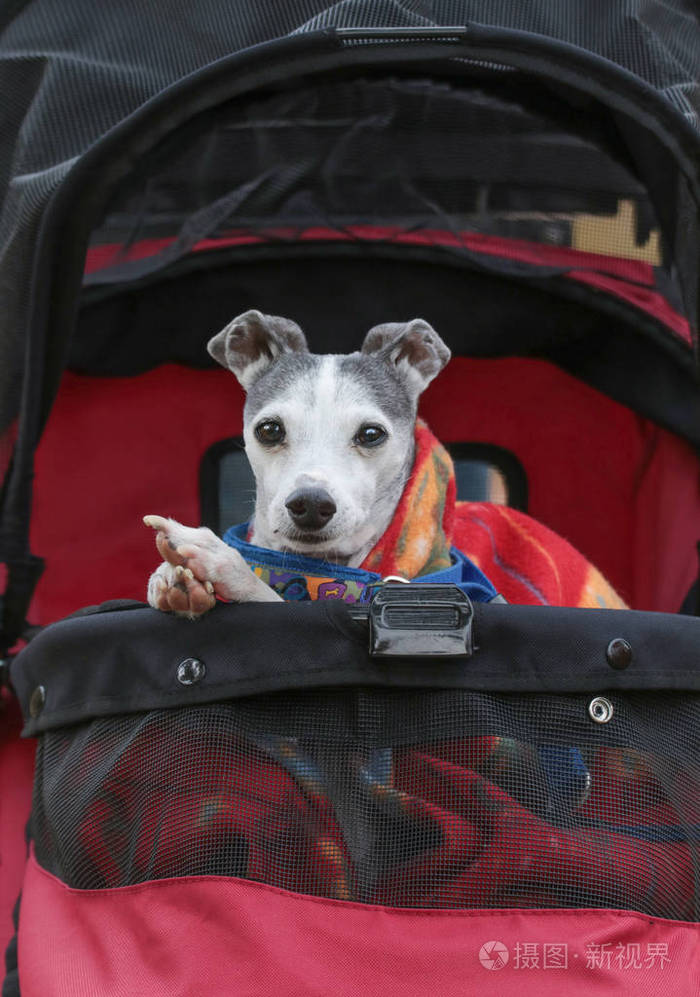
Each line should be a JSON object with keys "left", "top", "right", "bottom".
{"left": 364, "top": 419, "right": 627, "bottom": 608}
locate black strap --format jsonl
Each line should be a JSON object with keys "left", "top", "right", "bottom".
{"left": 679, "top": 541, "right": 700, "bottom": 616}
{"left": 1, "top": 892, "right": 21, "bottom": 997}
{"left": 0, "top": 555, "right": 45, "bottom": 657}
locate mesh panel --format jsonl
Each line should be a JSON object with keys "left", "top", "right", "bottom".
{"left": 81, "top": 77, "right": 690, "bottom": 349}
{"left": 32, "top": 689, "right": 699, "bottom": 919}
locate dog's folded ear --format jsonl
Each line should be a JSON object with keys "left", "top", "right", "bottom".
{"left": 361, "top": 319, "right": 451, "bottom": 397}
{"left": 208, "top": 310, "right": 309, "bottom": 389}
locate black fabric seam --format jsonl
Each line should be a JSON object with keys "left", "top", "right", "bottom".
{"left": 22, "top": 673, "right": 698, "bottom": 737}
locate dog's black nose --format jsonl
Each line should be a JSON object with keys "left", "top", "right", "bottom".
{"left": 285, "top": 488, "right": 336, "bottom": 530}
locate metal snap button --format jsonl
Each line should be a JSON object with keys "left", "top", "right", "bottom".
{"left": 606, "top": 638, "right": 632, "bottom": 670}
{"left": 588, "top": 696, "right": 614, "bottom": 724}
{"left": 177, "top": 658, "right": 206, "bottom": 685}
{"left": 29, "top": 685, "right": 46, "bottom": 718}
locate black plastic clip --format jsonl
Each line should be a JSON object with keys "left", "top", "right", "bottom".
{"left": 368, "top": 582, "right": 474, "bottom": 658}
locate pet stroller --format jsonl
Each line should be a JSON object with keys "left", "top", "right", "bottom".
{"left": 0, "top": 2, "right": 699, "bottom": 994}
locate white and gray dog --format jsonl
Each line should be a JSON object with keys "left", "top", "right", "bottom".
{"left": 145, "top": 309, "right": 450, "bottom": 617}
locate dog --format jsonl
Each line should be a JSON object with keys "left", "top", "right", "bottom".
{"left": 145, "top": 309, "right": 450, "bottom": 617}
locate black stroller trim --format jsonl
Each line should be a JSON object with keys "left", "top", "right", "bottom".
{"left": 74, "top": 247, "right": 700, "bottom": 451}
{"left": 11, "top": 600, "right": 700, "bottom": 736}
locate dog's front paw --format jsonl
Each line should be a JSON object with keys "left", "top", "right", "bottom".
{"left": 144, "top": 514, "right": 282, "bottom": 607}
{"left": 147, "top": 560, "right": 216, "bottom": 619}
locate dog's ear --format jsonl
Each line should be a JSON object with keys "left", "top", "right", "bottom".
{"left": 207, "top": 310, "right": 309, "bottom": 390}
{"left": 361, "top": 319, "right": 451, "bottom": 397}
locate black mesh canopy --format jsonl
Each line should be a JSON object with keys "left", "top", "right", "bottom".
{"left": 1, "top": 1, "right": 700, "bottom": 651}
{"left": 2, "top": 0, "right": 700, "bottom": 428}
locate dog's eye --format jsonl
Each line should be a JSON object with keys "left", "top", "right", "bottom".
{"left": 354, "top": 424, "right": 387, "bottom": 448}
{"left": 255, "top": 419, "right": 286, "bottom": 445}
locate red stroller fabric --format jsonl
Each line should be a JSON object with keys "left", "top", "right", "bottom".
{"left": 18, "top": 724, "right": 699, "bottom": 995}
{"left": 18, "top": 853, "right": 699, "bottom": 997}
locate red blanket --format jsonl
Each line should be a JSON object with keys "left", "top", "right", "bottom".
{"left": 363, "top": 420, "right": 626, "bottom": 608}
{"left": 453, "top": 502, "right": 627, "bottom": 608}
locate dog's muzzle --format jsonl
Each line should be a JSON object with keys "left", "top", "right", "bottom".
{"left": 285, "top": 487, "right": 336, "bottom": 531}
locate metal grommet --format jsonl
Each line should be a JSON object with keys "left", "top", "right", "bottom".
{"left": 588, "top": 696, "right": 614, "bottom": 724}
{"left": 29, "top": 685, "right": 46, "bottom": 718}
{"left": 606, "top": 638, "right": 632, "bottom": 670}
{"left": 177, "top": 658, "right": 206, "bottom": 686}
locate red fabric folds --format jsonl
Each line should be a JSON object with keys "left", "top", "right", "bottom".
{"left": 451, "top": 502, "right": 627, "bottom": 608}
{"left": 390, "top": 754, "right": 694, "bottom": 915}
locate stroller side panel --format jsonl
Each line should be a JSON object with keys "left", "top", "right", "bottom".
{"left": 18, "top": 853, "right": 699, "bottom": 997}
{"left": 10, "top": 602, "right": 700, "bottom": 995}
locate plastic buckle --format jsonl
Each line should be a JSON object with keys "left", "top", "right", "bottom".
{"left": 368, "top": 582, "right": 474, "bottom": 658}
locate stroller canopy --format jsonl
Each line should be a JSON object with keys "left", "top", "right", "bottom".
{"left": 1, "top": 0, "right": 699, "bottom": 650}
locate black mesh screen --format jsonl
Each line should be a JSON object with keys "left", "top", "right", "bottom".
{"left": 87, "top": 78, "right": 652, "bottom": 274}
{"left": 31, "top": 689, "right": 699, "bottom": 920}
{"left": 84, "top": 78, "right": 677, "bottom": 330}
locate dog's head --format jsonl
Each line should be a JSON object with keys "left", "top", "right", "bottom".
{"left": 208, "top": 310, "right": 450, "bottom": 564}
